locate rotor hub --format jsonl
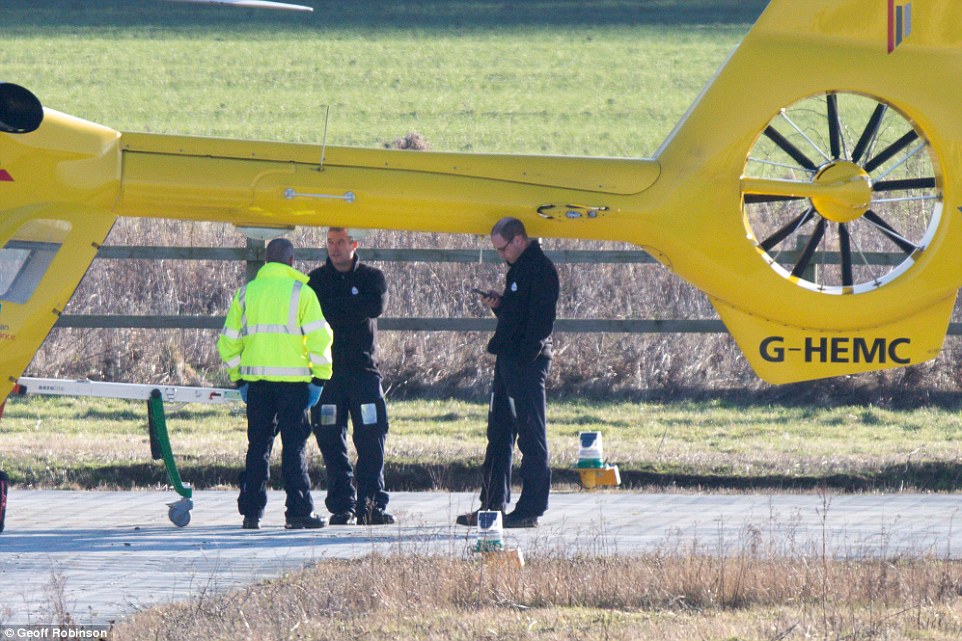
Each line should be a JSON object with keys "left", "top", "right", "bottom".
{"left": 811, "top": 161, "right": 872, "bottom": 224}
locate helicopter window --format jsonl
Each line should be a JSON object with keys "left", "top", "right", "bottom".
{"left": 0, "top": 239, "right": 63, "bottom": 304}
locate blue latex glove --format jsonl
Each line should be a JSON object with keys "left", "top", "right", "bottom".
{"left": 238, "top": 383, "right": 248, "bottom": 404}
{"left": 306, "top": 383, "right": 322, "bottom": 410}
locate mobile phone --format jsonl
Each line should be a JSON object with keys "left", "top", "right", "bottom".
{"left": 471, "top": 288, "right": 489, "bottom": 297}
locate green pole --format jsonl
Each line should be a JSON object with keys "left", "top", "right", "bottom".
{"left": 147, "top": 390, "right": 192, "bottom": 499}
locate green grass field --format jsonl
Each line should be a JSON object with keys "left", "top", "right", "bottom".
{"left": 4, "top": 0, "right": 766, "bottom": 154}
{"left": 4, "top": 393, "right": 962, "bottom": 493}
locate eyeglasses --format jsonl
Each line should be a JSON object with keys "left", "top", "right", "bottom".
{"left": 493, "top": 238, "right": 513, "bottom": 253}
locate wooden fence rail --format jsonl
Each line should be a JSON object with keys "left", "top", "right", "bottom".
{"left": 93, "top": 245, "right": 907, "bottom": 266}
{"left": 58, "top": 245, "right": 958, "bottom": 335}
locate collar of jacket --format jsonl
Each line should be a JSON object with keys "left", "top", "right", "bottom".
{"left": 511, "top": 240, "right": 542, "bottom": 267}
{"left": 255, "top": 261, "right": 309, "bottom": 283}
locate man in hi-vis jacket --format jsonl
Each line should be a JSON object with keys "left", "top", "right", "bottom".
{"left": 218, "top": 237, "right": 333, "bottom": 530}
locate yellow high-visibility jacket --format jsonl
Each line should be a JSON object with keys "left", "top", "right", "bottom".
{"left": 217, "top": 262, "right": 333, "bottom": 383}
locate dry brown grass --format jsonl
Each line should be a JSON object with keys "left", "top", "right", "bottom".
{"left": 116, "top": 544, "right": 962, "bottom": 640}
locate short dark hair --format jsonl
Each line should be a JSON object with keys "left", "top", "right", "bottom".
{"left": 327, "top": 227, "right": 356, "bottom": 242}
{"left": 265, "top": 238, "right": 294, "bottom": 264}
{"left": 491, "top": 217, "right": 528, "bottom": 242}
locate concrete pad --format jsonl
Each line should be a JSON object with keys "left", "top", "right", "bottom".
{"left": 1, "top": 489, "right": 961, "bottom": 625}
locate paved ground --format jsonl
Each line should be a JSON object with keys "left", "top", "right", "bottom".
{"left": 2, "top": 489, "right": 962, "bottom": 626}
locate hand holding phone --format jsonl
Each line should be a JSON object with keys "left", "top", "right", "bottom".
{"left": 472, "top": 287, "right": 501, "bottom": 309}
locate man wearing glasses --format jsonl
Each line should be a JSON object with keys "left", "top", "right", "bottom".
{"left": 458, "top": 217, "right": 560, "bottom": 528}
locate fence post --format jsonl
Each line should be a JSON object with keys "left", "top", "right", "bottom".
{"left": 245, "top": 238, "right": 265, "bottom": 283}
{"left": 795, "top": 234, "right": 816, "bottom": 283}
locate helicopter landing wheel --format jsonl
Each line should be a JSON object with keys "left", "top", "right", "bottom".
{"left": 167, "top": 497, "right": 193, "bottom": 528}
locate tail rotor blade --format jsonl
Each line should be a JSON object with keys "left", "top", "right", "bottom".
{"left": 165, "top": 0, "right": 314, "bottom": 12}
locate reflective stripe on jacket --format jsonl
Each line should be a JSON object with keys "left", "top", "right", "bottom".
{"left": 217, "top": 262, "right": 334, "bottom": 383}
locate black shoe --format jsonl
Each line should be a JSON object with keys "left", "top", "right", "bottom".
{"left": 456, "top": 509, "right": 503, "bottom": 527}
{"left": 357, "top": 508, "right": 396, "bottom": 525}
{"left": 503, "top": 512, "right": 539, "bottom": 529}
{"left": 329, "top": 511, "right": 356, "bottom": 526}
{"left": 242, "top": 516, "right": 260, "bottom": 530}
{"left": 285, "top": 512, "right": 327, "bottom": 529}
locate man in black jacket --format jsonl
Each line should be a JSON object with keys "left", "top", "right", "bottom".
{"left": 457, "top": 217, "right": 559, "bottom": 528}
{"left": 307, "top": 228, "right": 395, "bottom": 526}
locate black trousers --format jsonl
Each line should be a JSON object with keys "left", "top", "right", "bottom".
{"left": 237, "top": 381, "right": 315, "bottom": 520}
{"left": 479, "top": 354, "right": 551, "bottom": 517}
{"left": 310, "top": 371, "right": 389, "bottom": 515}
